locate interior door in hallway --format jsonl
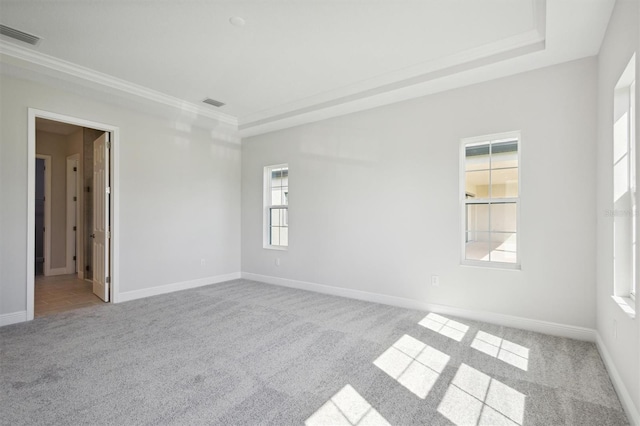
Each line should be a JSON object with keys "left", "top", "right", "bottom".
{"left": 92, "top": 132, "right": 110, "bottom": 302}
{"left": 35, "top": 158, "right": 45, "bottom": 275}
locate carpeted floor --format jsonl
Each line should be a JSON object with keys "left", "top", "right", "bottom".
{"left": 0, "top": 279, "right": 629, "bottom": 425}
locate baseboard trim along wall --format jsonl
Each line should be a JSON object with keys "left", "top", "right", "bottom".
{"left": 116, "top": 272, "right": 241, "bottom": 303}
{"left": 595, "top": 333, "right": 640, "bottom": 426}
{"left": 426, "top": 302, "right": 596, "bottom": 343}
{"left": 47, "top": 267, "right": 69, "bottom": 277}
{"left": 0, "top": 311, "right": 27, "bottom": 327}
{"left": 241, "top": 272, "right": 597, "bottom": 342}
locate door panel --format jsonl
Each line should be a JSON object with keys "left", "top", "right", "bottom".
{"left": 35, "top": 158, "right": 45, "bottom": 275}
{"left": 92, "top": 133, "right": 109, "bottom": 302}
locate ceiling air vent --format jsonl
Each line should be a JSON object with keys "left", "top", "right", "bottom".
{"left": 203, "top": 98, "right": 225, "bottom": 108}
{"left": 0, "top": 24, "right": 41, "bottom": 46}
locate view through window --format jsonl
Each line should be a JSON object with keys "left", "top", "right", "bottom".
{"left": 264, "top": 164, "right": 289, "bottom": 248}
{"left": 462, "top": 133, "right": 520, "bottom": 266}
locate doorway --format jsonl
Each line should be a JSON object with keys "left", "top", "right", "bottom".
{"left": 27, "top": 109, "right": 119, "bottom": 321}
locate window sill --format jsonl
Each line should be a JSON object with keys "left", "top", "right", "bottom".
{"left": 263, "top": 245, "right": 288, "bottom": 251}
{"left": 611, "top": 295, "right": 636, "bottom": 319}
{"left": 461, "top": 260, "right": 521, "bottom": 270}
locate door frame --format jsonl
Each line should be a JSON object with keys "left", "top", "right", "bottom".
{"left": 66, "top": 154, "right": 81, "bottom": 275}
{"left": 27, "top": 108, "right": 120, "bottom": 321}
{"left": 35, "top": 154, "right": 51, "bottom": 277}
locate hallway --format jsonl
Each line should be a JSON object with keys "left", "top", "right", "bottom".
{"left": 35, "top": 274, "right": 103, "bottom": 317}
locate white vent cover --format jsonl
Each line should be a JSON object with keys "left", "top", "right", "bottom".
{"left": 0, "top": 24, "right": 41, "bottom": 45}
{"left": 203, "top": 98, "right": 225, "bottom": 107}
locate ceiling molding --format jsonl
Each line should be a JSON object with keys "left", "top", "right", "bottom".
{"left": 238, "top": 43, "right": 552, "bottom": 138}
{"left": 240, "top": 35, "right": 545, "bottom": 136}
{"left": 4, "top": 0, "right": 612, "bottom": 142}
{"left": 239, "top": 1, "right": 546, "bottom": 135}
{"left": 0, "top": 40, "right": 238, "bottom": 127}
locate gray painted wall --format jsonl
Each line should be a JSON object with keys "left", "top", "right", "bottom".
{"left": 0, "top": 75, "right": 241, "bottom": 316}
{"left": 242, "top": 57, "right": 598, "bottom": 329}
{"left": 596, "top": 0, "right": 640, "bottom": 417}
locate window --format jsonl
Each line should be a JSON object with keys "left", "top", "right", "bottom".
{"left": 613, "top": 55, "right": 636, "bottom": 303}
{"left": 461, "top": 132, "right": 520, "bottom": 268}
{"left": 264, "top": 164, "right": 288, "bottom": 249}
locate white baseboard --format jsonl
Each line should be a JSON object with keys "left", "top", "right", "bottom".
{"left": 241, "top": 271, "right": 428, "bottom": 309}
{"left": 46, "top": 267, "right": 70, "bottom": 277}
{"left": 596, "top": 333, "right": 640, "bottom": 426}
{"left": 116, "top": 272, "right": 241, "bottom": 303}
{"left": 78, "top": 271, "right": 85, "bottom": 280}
{"left": 0, "top": 311, "right": 27, "bottom": 327}
{"left": 425, "top": 303, "right": 596, "bottom": 342}
{"left": 241, "top": 272, "right": 596, "bottom": 342}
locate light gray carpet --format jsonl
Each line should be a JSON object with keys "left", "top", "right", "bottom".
{"left": 0, "top": 279, "right": 629, "bottom": 425}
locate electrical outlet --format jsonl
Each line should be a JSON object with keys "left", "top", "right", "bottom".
{"left": 431, "top": 275, "right": 440, "bottom": 286}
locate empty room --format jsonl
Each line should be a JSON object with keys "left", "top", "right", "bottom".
{"left": 0, "top": 0, "right": 639, "bottom": 425}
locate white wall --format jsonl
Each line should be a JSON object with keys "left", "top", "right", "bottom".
{"left": 596, "top": 0, "right": 640, "bottom": 420}
{"left": 0, "top": 74, "right": 241, "bottom": 318}
{"left": 242, "top": 57, "right": 598, "bottom": 329}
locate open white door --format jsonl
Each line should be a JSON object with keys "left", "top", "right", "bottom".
{"left": 92, "top": 133, "right": 110, "bottom": 302}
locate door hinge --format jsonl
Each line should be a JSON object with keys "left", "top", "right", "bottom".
{"left": 73, "top": 196, "right": 77, "bottom": 201}
{"left": 107, "top": 231, "right": 111, "bottom": 239}
{"left": 73, "top": 255, "right": 76, "bottom": 261}
{"left": 86, "top": 265, "right": 90, "bottom": 272}
{"left": 73, "top": 226, "right": 77, "bottom": 231}
{"left": 106, "top": 187, "right": 111, "bottom": 194}
{"left": 73, "top": 166, "right": 77, "bottom": 172}
{"left": 106, "top": 141, "right": 111, "bottom": 149}
{"left": 106, "top": 276, "right": 110, "bottom": 284}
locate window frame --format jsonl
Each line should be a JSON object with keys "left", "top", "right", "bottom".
{"left": 263, "top": 164, "right": 289, "bottom": 250}
{"left": 612, "top": 58, "right": 637, "bottom": 304}
{"left": 460, "top": 131, "right": 522, "bottom": 270}
{"left": 631, "top": 80, "right": 637, "bottom": 301}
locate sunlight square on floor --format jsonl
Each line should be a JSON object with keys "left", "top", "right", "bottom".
{"left": 373, "top": 334, "right": 450, "bottom": 399}
{"left": 305, "top": 384, "right": 390, "bottom": 426}
{"left": 418, "top": 313, "right": 469, "bottom": 342}
{"left": 471, "top": 331, "right": 529, "bottom": 371}
{"left": 438, "top": 363, "right": 526, "bottom": 426}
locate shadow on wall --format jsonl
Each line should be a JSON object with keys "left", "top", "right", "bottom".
{"left": 171, "top": 117, "right": 241, "bottom": 162}
{"left": 299, "top": 126, "right": 381, "bottom": 166}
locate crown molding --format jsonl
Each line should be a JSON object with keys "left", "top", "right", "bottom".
{"left": 239, "top": 0, "right": 546, "bottom": 135}
{"left": 239, "top": 38, "right": 546, "bottom": 138}
{"left": 0, "top": 40, "right": 238, "bottom": 127}
{"left": 0, "top": 0, "right": 547, "bottom": 136}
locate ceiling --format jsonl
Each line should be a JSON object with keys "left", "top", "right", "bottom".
{"left": 0, "top": 0, "right": 615, "bottom": 136}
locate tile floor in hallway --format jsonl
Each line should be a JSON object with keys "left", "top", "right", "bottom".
{"left": 35, "top": 274, "right": 104, "bottom": 317}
